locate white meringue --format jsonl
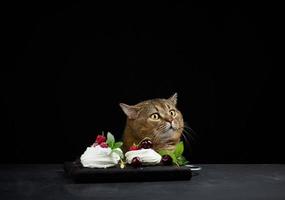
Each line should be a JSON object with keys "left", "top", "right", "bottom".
{"left": 125, "top": 149, "right": 162, "bottom": 165}
{"left": 80, "top": 145, "right": 122, "bottom": 168}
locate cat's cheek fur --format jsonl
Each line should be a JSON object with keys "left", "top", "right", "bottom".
{"left": 146, "top": 119, "right": 161, "bottom": 130}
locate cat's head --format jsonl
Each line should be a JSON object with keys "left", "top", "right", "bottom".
{"left": 120, "top": 93, "right": 184, "bottom": 150}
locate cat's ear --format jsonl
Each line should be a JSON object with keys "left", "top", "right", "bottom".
{"left": 168, "top": 93, "right": 178, "bottom": 106}
{"left": 119, "top": 103, "right": 140, "bottom": 119}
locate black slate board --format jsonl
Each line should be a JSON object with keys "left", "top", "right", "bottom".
{"left": 64, "top": 161, "right": 192, "bottom": 183}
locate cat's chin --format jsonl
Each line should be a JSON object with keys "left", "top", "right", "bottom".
{"left": 155, "top": 144, "right": 176, "bottom": 151}
{"left": 153, "top": 128, "right": 182, "bottom": 151}
{"left": 153, "top": 138, "right": 177, "bottom": 151}
{"left": 158, "top": 128, "right": 180, "bottom": 140}
{"left": 161, "top": 128, "right": 176, "bottom": 136}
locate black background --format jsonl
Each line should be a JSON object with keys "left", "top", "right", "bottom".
{"left": 1, "top": 1, "right": 283, "bottom": 163}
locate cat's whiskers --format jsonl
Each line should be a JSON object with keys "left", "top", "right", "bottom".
{"left": 184, "top": 123, "right": 198, "bottom": 136}
{"left": 155, "top": 124, "right": 171, "bottom": 138}
{"left": 182, "top": 124, "right": 197, "bottom": 142}
{"left": 153, "top": 124, "right": 170, "bottom": 139}
{"left": 152, "top": 129, "right": 162, "bottom": 144}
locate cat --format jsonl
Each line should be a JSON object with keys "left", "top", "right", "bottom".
{"left": 119, "top": 93, "right": 184, "bottom": 152}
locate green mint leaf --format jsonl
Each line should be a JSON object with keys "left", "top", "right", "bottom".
{"left": 174, "top": 141, "right": 184, "bottom": 157}
{"left": 106, "top": 132, "right": 115, "bottom": 148}
{"left": 176, "top": 155, "right": 189, "bottom": 166}
{"left": 182, "top": 160, "right": 189, "bottom": 165}
{"left": 112, "top": 149, "right": 124, "bottom": 159}
{"left": 169, "top": 152, "right": 177, "bottom": 163}
{"left": 158, "top": 143, "right": 188, "bottom": 166}
{"left": 113, "top": 142, "right": 123, "bottom": 149}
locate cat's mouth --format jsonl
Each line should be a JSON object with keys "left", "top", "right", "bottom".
{"left": 157, "top": 128, "right": 178, "bottom": 140}
{"left": 171, "top": 126, "right": 179, "bottom": 131}
{"left": 154, "top": 140, "right": 176, "bottom": 151}
{"left": 165, "top": 126, "right": 179, "bottom": 133}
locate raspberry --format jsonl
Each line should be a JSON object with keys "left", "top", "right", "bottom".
{"left": 99, "top": 142, "right": 108, "bottom": 148}
{"left": 129, "top": 145, "right": 140, "bottom": 151}
{"left": 96, "top": 135, "right": 106, "bottom": 144}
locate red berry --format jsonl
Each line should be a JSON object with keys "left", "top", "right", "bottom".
{"left": 96, "top": 135, "right": 106, "bottom": 144}
{"left": 161, "top": 155, "right": 173, "bottom": 165}
{"left": 129, "top": 145, "right": 140, "bottom": 151}
{"left": 99, "top": 142, "right": 108, "bottom": 148}
{"left": 131, "top": 157, "right": 142, "bottom": 168}
{"left": 139, "top": 139, "right": 153, "bottom": 149}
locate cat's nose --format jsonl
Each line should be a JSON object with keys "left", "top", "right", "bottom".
{"left": 165, "top": 117, "right": 173, "bottom": 123}
{"left": 165, "top": 118, "right": 178, "bottom": 130}
{"left": 171, "top": 122, "right": 178, "bottom": 130}
{"left": 168, "top": 120, "right": 178, "bottom": 130}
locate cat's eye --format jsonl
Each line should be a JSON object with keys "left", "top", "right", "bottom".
{"left": 169, "top": 110, "right": 176, "bottom": 117}
{"left": 150, "top": 113, "right": 160, "bottom": 120}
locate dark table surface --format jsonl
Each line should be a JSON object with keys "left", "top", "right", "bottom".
{"left": 1, "top": 164, "right": 285, "bottom": 200}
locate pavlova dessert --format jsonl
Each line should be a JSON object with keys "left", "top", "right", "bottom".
{"left": 80, "top": 133, "right": 188, "bottom": 169}
{"left": 124, "top": 138, "right": 188, "bottom": 168}
{"left": 80, "top": 132, "right": 123, "bottom": 168}
{"left": 125, "top": 138, "right": 161, "bottom": 168}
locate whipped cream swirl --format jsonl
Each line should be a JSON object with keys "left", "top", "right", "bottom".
{"left": 125, "top": 149, "right": 162, "bottom": 165}
{"left": 80, "top": 145, "right": 122, "bottom": 168}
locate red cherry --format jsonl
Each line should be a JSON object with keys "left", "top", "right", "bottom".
{"left": 131, "top": 157, "right": 142, "bottom": 168}
{"left": 139, "top": 139, "right": 153, "bottom": 149}
{"left": 99, "top": 142, "right": 108, "bottom": 148}
{"left": 129, "top": 145, "right": 140, "bottom": 151}
{"left": 96, "top": 135, "right": 106, "bottom": 144}
{"left": 161, "top": 155, "right": 173, "bottom": 165}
